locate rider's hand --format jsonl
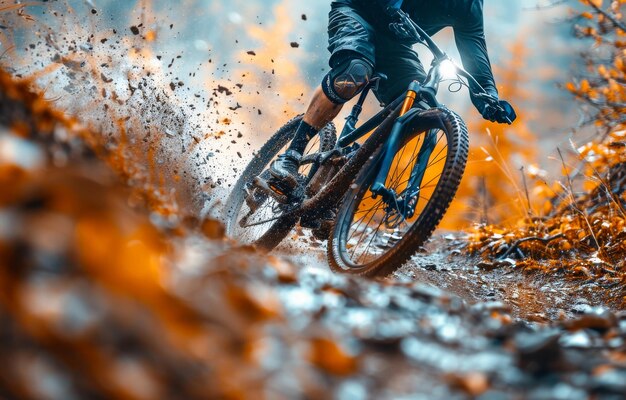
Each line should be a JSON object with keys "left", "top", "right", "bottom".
{"left": 386, "top": 8, "right": 420, "bottom": 43}
{"left": 474, "top": 96, "right": 517, "bottom": 124}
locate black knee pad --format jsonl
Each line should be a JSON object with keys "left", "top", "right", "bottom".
{"left": 322, "top": 57, "right": 373, "bottom": 104}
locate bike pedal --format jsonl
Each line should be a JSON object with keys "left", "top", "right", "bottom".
{"left": 252, "top": 176, "right": 289, "bottom": 204}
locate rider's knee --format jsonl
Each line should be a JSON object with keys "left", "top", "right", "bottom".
{"left": 322, "top": 55, "right": 373, "bottom": 105}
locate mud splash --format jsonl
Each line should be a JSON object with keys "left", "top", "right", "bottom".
{"left": 1, "top": 0, "right": 318, "bottom": 220}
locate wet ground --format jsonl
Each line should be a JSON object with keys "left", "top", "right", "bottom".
{"left": 267, "top": 234, "right": 626, "bottom": 398}
{"left": 277, "top": 233, "right": 624, "bottom": 324}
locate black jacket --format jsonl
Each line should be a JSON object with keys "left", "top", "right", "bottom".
{"left": 335, "top": 0, "right": 498, "bottom": 97}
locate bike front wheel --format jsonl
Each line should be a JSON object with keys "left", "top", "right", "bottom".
{"left": 327, "top": 107, "right": 469, "bottom": 277}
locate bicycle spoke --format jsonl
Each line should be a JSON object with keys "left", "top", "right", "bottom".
{"left": 350, "top": 204, "right": 382, "bottom": 254}
{"left": 393, "top": 134, "right": 445, "bottom": 189}
{"left": 357, "top": 217, "right": 386, "bottom": 264}
{"left": 348, "top": 199, "right": 384, "bottom": 242}
{"left": 353, "top": 199, "right": 384, "bottom": 216}
{"left": 427, "top": 144, "right": 448, "bottom": 169}
{"left": 350, "top": 203, "right": 387, "bottom": 257}
{"left": 396, "top": 172, "right": 443, "bottom": 193}
{"left": 387, "top": 133, "right": 422, "bottom": 188}
{"left": 419, "top": 171, "right": 444, "bottom": 191}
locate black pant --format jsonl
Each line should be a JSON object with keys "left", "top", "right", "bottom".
{"left": 327, "top": 3, "right": 427, "bottom": 105}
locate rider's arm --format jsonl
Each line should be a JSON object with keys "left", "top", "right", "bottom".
{"left": 453, "top": 0, "right": 498, "bottom": 98}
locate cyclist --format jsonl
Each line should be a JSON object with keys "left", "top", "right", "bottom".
{"left": 268, "top": 0, "right": 517, "bottom": 191}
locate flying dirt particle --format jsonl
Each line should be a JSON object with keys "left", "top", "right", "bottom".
{"left": 229, "top": 103, "right": 241, "bottom": 111}
{"left": 100, "top": 73, "right": 113, "bottom": 83}
{"left": 100, "top": 38, "right": 107, "bottom": 44}
{"left": 258, "top": 109, "right": 262, "bottom": 115}
{"left": 157, "top": 55, "right": 162, "bottom": 60}
{"left": 130, "top": 26, "right": 140, "bottom": 35}
{"left": 169, "top": 82, "right": 176, "bottom": 91}
{"left": 164, "top": 128, "right": 176, "bottom": 138}
{"left": 216, "top": 85, "right": 233, "bottom": 96}
{"left": 290, "top": 42, "right": 300, "bottom": 48}
{"left": 302, "top": 14, "right": 307, "bottom": 21}
{"left": 91, "top": 9, "right": 97, "bottom": 14}
{"left": 247, "top": 50, "right": 256, "bottom": 56}
{"left": 170, "top": 24, "right": 174, "bottom": 29}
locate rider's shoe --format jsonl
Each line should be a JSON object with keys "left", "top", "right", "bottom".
{"left": 268, "top": 149, "right": 302, "bottom": 193}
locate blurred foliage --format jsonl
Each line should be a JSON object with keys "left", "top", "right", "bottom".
{"left": 469, "top": 0, "right": 626, "bottom": 300}
{"left": 442, "top": 40, "right": 539, "bottom": 228}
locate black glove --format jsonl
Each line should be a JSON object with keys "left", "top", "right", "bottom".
{"left": 386, "top": 8, "right": 420, "bottom": 43}
{"left": 473, "top": 96, "right": 517, "bottom": 124}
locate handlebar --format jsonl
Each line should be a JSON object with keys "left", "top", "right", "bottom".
{"left": 404, "top": 17, "right": 513, "bottom": 125}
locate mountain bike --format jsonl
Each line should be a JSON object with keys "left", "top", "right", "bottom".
{"left": 223, "top": 18, "right": 511, "bottom": 277}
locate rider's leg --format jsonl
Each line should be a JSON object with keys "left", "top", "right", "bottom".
{"left": 295, "top": 53, "right": 375, "bottom": 152}
{"left": 270, "top": 53, "right": 374, "bottom": 188}
{"left": 287, "top": 86, "right": 343, "bottom": 154}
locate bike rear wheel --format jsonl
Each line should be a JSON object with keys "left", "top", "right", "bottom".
{"left": 223, "top": 116, "right": 336, "bottom": 251}
{"left": 327, "top": 107, "right": 469, "bottom": 277}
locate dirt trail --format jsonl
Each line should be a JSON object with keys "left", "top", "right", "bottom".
{"left": 275, "top": 234, "right": 623, "bottom": 324}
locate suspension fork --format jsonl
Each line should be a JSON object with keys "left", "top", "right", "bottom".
{"left": 370, "top": 81, "right": 422, "bottom": 199}
{"left": 400, "top": 128, "right": 438, "bottom": 217}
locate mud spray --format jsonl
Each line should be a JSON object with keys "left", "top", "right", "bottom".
{"left": 1, "top": 0, "right": 318, "bottom": 221}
